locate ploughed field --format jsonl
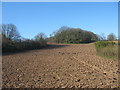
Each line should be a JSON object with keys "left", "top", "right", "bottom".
{"left": 2, "top": 43, "right": 119, "bottom": 88}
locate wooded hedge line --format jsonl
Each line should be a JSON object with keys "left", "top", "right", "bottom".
{"left": 48, "top": 26, "right": 99, "bottom": 43}
{"left": 1, "top": 24, "right": 47, "bottom": 53}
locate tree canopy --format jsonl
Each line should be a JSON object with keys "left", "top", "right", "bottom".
{"left": 49, "top": 26, "right": 98, "bottom": 43}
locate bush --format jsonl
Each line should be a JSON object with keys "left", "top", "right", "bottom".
{"left": 94, "top": 41, "right": 118, "bottom": 59}
{"left": 2, "top": 40, "right": 47, "bottom": 53}
{"left": 94, "top": 41, "right": 116, "bottom": 51}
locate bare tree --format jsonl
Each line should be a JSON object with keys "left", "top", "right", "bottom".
{"left": 107, "top": 33, "right": 116, "bottom": 41}
{"left": 34, "top": 33, "right": 46, "bottom": 41}
{"left": 100, "top": 33, "right": 106, "bottom": 41}
{"left": 2, "top": 24, "right": 21, "bottom": 41}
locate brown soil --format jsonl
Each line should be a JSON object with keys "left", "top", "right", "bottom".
{"left": 2, "top": 43, "right": 119, "bottom": 88}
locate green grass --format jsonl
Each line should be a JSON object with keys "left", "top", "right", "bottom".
{"left": 94, "top": 41, "right": 118, "bottom": 60}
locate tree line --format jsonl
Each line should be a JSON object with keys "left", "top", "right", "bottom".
{"left": 1, "top": 24, "right": 47, "bottom": 52}
{"left": 1, "top": 24, "right": 117, "bottom": 52}
{"left": 48, "top": 26, "right": 117, "bottom": 43}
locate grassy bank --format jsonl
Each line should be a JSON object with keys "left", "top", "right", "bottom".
{"left": 94, "top": 41, "right": 118, "bottom": 60}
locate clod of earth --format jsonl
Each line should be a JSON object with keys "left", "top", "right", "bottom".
{"left": 2, "top": 43, "right": 119, "bottom": 88}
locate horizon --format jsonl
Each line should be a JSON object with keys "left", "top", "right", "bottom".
{"left": 2, "top": 2, "right": 118, "bottom": 39}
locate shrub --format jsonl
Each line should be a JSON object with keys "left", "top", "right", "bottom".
{"left": 94, "top": 41, "right": 115, "bottom": 50}
{"left": 94, "top": 41, "right": 118, "bottom": 59}
{"left": 2, "top": 40, "right": 47, "bottom": 53}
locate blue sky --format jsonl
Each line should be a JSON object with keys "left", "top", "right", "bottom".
{"left": 2, "top": 2, "right": 118, "bottom": 39}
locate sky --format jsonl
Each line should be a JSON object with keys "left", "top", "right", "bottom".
{"left": 2, "top": 2, "right": 118, "bottom": 39}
